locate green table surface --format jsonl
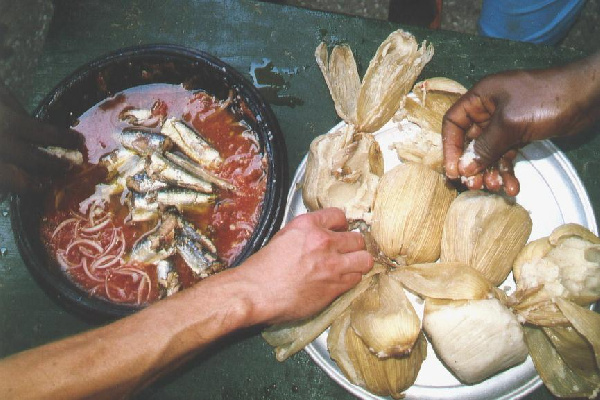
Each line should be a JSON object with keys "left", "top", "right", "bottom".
{"left": 1, "top": 1, "right": 599, "bottom": 399}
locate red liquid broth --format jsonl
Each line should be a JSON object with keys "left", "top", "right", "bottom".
{"left": 40, "top": 83, "right": 267, "bottom": 305}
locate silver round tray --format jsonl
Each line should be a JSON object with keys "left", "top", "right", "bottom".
{"left": 282, "top": 123, "right": 598, "bottom": 400}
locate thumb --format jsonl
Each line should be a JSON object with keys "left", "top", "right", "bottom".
{"left": 458, "top": 114, "right": 513, "bottom": 176}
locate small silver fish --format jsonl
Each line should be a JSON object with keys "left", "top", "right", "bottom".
{"left": 175, "top": 235, "right": 223, "bottom": 278}
{"left": 156, "top": 259, "right": 181, "bottom": 298}
{"left": 164, "top": 151, "right": 235, "bottom": 191}
{"left": 120, "top": 128, "right": 173, "bottom": 156}
{"left": 146, "top": 153, "right": 213, "bottom": 193}
{"left": 129, "top": 210, "right": 178, "bottom": 263}
{"left": 174, "top": 213, "right": 222, "bottom": 278}
{"left": 177, "top": 215, "right": 218, "bottom": 254}
{"left": 161, "top": 118, "right": 222, "bottom": 168}
{"left": 126, "top": 191, "right": 159, "bottom": 222}
{"left": 126, "top": 171, "right": 168, "bottom": 193}
{"left": 99, "top": 148, "right": 138, "bottom": 177}
{"left": 155, "top": 188, "right": 216, "bottom": 211}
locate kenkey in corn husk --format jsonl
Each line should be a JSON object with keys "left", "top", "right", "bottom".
{"left": 328, "top": 272, "right": 427, "bottom": 399}
{"left": 441, "top": 190, "right": 533, "bottom": 286}
{"left": 509, "top": 223, "right": 600, "bottom": 398}
{"left": 302, "top": 29, "right": 433, "bottom": 222}
{"left": 389, "top": 77, "right": 467, "bottom": 173}
{"left": 370, "top": 162, "right": 457, "bottom": 265}
{"left": 391, "top": 262, "right": 529, "bottom": 384}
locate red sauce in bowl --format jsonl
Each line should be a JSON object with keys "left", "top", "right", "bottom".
{"left": 40, "top": 83, "right": 267, "bottom": 305}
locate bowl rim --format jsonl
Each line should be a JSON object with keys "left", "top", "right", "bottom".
{"left": 11, "top": 43, "right": 289, "bottom": 319}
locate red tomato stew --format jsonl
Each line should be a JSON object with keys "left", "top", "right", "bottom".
{"left": 40, "top": 83, "right": 267, "bottom": 305}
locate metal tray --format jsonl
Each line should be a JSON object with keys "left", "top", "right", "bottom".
{"left": 282, "top": 123, "right": 598, "bottom": 400}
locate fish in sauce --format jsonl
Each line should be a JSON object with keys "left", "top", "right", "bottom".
{"left": 41, "top": 83, "right": 267, "bottom": 306}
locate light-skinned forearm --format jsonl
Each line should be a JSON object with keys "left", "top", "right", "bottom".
{"left": 0, "top": 208, "right": 373, "bottom": 400}
{"left": 0, "top": 267, "right": 261, "bottom": 400}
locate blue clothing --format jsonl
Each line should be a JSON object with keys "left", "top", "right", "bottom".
{"left": 478, "top": 0, "right": 587, "bottom": 45}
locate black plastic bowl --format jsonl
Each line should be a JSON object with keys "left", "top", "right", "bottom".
{"left": 11, "top": 44, "right": 288, "bottom": 319}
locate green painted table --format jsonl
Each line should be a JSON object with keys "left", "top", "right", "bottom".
{"left": 1, "top": 1, "right": 598, "bottom": 399}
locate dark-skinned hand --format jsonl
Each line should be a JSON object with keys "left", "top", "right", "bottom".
{"left": 0, "top": 81, "right": 83, "bottom": 194}
{"left": 442, "top": 52, "right": 600, "bottom": 196}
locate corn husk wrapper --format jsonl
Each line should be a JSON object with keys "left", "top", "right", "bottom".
{"left": 262, "top": 265, "right": 384, "bottom": 361}
{"left": 423, "top": 297, "right": 528, "bottom": 384}
{"left": 441, "top": 190, "right": 532, "bottom": 286}
{"left": 371, "top": 162, "right": 457, "bottom": 264}
{"left": 302, "top": 126, "right": 383, "bottom": 222}
{"left": 510, "top": 287, "right": 569, "bottom": 326}
{"left": 390, "top": 77, "right": 467, "bottom": 172}
{"left": 524, "top": 325, "right": 600, "bottom": 399}
{"left": 391, "top": 262, "right": 493, "bottom": 301}
{"left": 303, "top": 29, "right": 432, "bottom": 222}
{"left": 350, "top": 272, "right": 421, "bottom": 358}
{"left": 543, "top": 326, "right": 597, "bottom": 372}
{"left": 328, "top": 308, "right": 427, "bottom": 399}
{"left": 355, "top": 30, "right": 433, "bottom": 133}
{"left": 555, "top": 298, "right": 600, "bottom": 370}
{"left": 513, "top": 223, "right": 600, "bottom": 305}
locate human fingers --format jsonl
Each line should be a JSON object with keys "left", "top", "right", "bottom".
{"left": 498, "top": 155, "right": 520, "bottom": 196}
{"left": 462, "top": 172, "right": 484, "bottom": 190}
{"left": 0, "top": 162, "right": 46, "bottom": 194}
{"left": 7, "top": 109, "right": 84, "bottom": 149}
{"left": 308, "top": 207, "right": 348, "bottom": 231}
{"left": 442, "top": 93, "right": 494, "bottom": 179}
{"left": 0, "top": 139, "right": 72, "bottom": 175}
{"left": 331, "top": 230, "right": 366, "bottom": 254}
{"left": 483, "top": 167, "right": 502, "bottom": 192}
{"left": 458, "top": 111, "right": 515, "bottom": 177}
{"left": 336, "top": 250, "right": 374, "bottom": 276}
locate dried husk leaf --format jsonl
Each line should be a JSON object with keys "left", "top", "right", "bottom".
{"left": 404, "top": 77, "right": 466, "bottom": 133}
{"left": 328, "top": 309, "right": 427, "bottom": 399}
{"left": 371, "top": 162, "right": 457, "bottom": 264}
{"left": 315, "top": 43, "right": 360, "bottom": 125}
{"left": 549, "top": 223, "right": 600, "bottom": 246}
{"left": 391, "top": 262, "right": 493, "bottom": 301}
{"left": 511, "top": 294, "right": 569, "bottom": 326}
{"left": 412, "top": 77, "right": 468, "bottom": 100}
{"left": 513, "top": 223, "right": 600, "bottom": 305}
{"left": 441, "top": 190, "right": 532, "bottom": 286}
{"left": 302, "top": 125, "right": 383, "bottom": 222}
{"left": 543, "top": 326, "right": 597, "bottom": 372}
{"left": 356, "top": 30, "right": 433, "bottom": 133}
{"left": 389, "top": 77, "right": 466, "bottom": 172}
{"left": 524, "top": 325, "right": 600, "bottom": 399}
{"left": 556, "top": 297, "right": 600, "bottom": 370}
{"left": 423, "top": 297, "right": 528, "bottom": 384}
{"left": 350, "top": 273, "right": 421, "bottom": 358}
{"left": 262, "top": 266, "right": 383, "bottom": 361}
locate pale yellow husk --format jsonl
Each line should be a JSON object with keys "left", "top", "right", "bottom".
{"left": 390, "top": 77, "right": 467, "bottom": 172}
{"left": 303, "top": 29, "right": 432, "bottom": 222}
{"left": 328, "top": 308, "right": 427, "bottom": 399}
{"left": 524, "top": 325, "right": 600, "bottom": 399}
{"left": 441, "top": 190, "right": 532, "bottom": 286}
{"left": 423, "top": 297, "right": 528, "bottom": 384}
{"left": 513, "top": 223, "right": 600, "bottom": 305}
{"left": 391, "top": 262, "right": 493, "bottom": 301}
{"left": 371, "top": 162, "right": 457, "bottom": 264}
{"left": 262, "top": 266, "right": 383, "bottom": 361}
{"left": 302, "top": 125, "right": 383, "bottom": 221}
{"left": 355, "top": 30, "right": 433, "bottom": 133}
{"left": 350, "top": 272, "right": 421, "bottom": 358}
